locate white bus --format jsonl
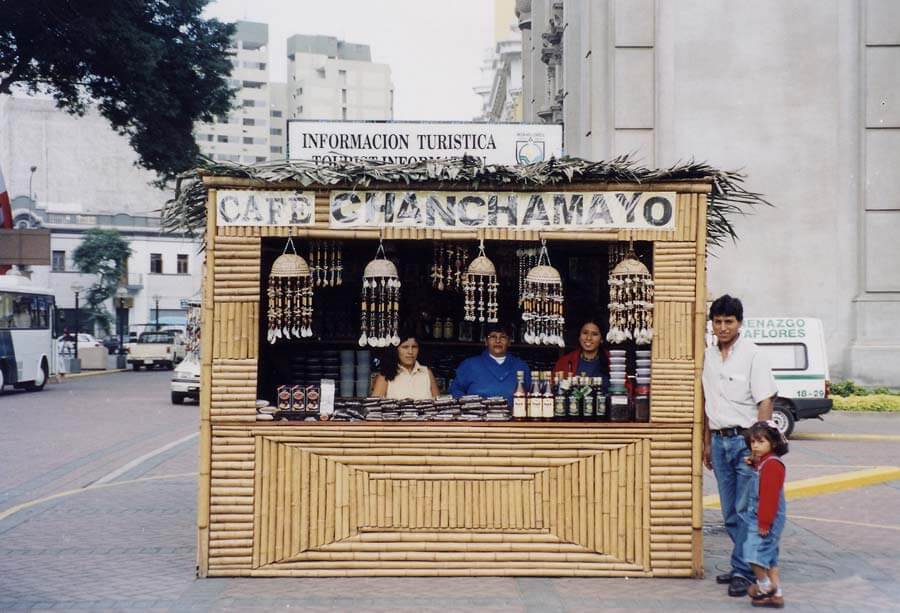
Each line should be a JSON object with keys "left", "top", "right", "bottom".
{"left": 0, "top": 274, "right": 56, "bottom": 393}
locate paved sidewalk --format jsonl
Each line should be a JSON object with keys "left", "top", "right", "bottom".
{"left": 1, "top": 461, "right": 898, "bottom": 611}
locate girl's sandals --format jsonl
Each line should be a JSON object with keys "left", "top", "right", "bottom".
{"left": 747, "top": 584, "right": 776, "bottom": 600}
{"left": 751, "top": 594, "right": 785, "bottom": 608}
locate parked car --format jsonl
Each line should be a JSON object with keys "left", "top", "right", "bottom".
{"left": 101, "top": 337, "right": 122, "bottom": 353}
{"left": 171, "top": 355, "right": 200, "bottom": 404}
{"left": 126, "top": 332, "right": 185, "bottom": 370}
{"left": 56, "top": 333, "right": 102, "bottom": 355}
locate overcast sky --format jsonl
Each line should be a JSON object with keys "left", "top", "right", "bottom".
{"left": 205, "top": 0, "right": 495, "bottom": 121}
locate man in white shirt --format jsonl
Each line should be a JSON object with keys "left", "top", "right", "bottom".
{"left": 702, "top": 295, "right": 777, "bottom": 597}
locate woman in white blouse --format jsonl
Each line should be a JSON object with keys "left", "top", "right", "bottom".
{"left": 370, "top": 333, "right": 439, "bottom": 400}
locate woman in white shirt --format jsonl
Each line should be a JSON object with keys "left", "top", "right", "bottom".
{"left": 370, "top": 333, "right": 439, "bottom": 400}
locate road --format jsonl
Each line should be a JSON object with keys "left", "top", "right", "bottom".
{"left": 1, "top": 373, "right": 899, "bottom": 611}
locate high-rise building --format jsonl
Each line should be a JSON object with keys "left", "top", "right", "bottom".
{"left": 516, "top": 0, "right": 899, "bottom": 384}
{"left": 197, "top": 25, "right": 394, "bottom": 161}
{"left": 195, "top": 21, "right": 271, "bottom": 165}
{"left": 285, "top": 35, "right": 394, "bottom": 121}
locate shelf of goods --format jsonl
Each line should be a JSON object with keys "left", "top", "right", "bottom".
{"left": 195, "top": 170, "right": 711, "bottom": 579}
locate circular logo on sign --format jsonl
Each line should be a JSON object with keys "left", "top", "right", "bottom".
{"left": 516, "top": 139, "right": 545, "bottom": 164}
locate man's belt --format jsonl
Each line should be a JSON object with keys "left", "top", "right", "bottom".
{"left": 711, "top": 426, "right": 745, "bottom": 437}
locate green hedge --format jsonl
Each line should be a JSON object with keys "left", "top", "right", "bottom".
{"left": 833, "top": 395, "right": 900, "bottom": 412}
{"left": 830, "top": 379, "right": 898, "bottom": 397}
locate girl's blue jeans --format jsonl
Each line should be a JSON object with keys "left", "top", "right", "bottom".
{"left": 711, "top": 432, "right": 755, "bottom": 580}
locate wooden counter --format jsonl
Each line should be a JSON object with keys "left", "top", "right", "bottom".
{"left": 202, "top": 421, "right": 697, "bottom": 577}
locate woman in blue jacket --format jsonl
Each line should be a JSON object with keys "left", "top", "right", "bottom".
{"left": 449, "top": 322, "right": 531, "bottom": 405}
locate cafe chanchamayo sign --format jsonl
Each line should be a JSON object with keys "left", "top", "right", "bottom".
{"left": 328, "top": 190, "right": 677, "bottom": 230}
{"left": 215, "top": 190, "right": 316, "bottom": 226}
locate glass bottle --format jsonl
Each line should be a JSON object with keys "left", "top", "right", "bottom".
{"left": 567, "top": 376, "right": 582, "bottom": 419}
{"left": 541, "top": 371, "right": 554, "bottom": 420}
{"left": 592, "top": 377, "right": 608, "bottom": 421}
{"left": 582, "top": 376, "right": 596, "bottom": 419}
{"left": 527, "top": 373, "right": 542, "bottom": 420}
{"left": 513, "top": 371, "right": 526, "bottom": 420}
{"left": 553, "top": 371, "right": 567, "bottom": 419}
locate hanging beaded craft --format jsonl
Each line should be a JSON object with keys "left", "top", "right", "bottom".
{"left": 359, "top": 239, "right": 401, "bottom": 348}
{"left": 462, "top": 239, "right": 499, "bottom": 323}
{"left": 521, "top": 240, "right": 565, "bottom": 346}
{"left": 606, "top": 245, "right": 654, "bottom": 345}
{"left": 266, "top": 236, "right": 314, "bottom": 343}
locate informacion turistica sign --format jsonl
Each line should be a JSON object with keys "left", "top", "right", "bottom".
{"left": 286, "top": 120, "right": 563, "bottom": 165}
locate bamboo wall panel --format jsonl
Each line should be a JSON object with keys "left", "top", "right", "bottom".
{"left": 652, "top": 302, "right": 694, "bottom": 361}
{"left": 650, "top": 359, "right": 695, "bottom": 423}
{"left": 204, "top": 423, "right": 696, "bottom": 577}
{"left": 210, "top": 358, "right": 259, "bottom": 423}
{"left": 653, "top": 241, "right": 696, "bottom": 302}
{"left": 213, "top": 237, "right": 261, "bottom": 302}
{"left": 212, "top": 302, "right": 259, "bottom": 360}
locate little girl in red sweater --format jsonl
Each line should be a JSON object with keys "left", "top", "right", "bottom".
{"left": 742, "top": 421, "right": 789, "bottom": 608}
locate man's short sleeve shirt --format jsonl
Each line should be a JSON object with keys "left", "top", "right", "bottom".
{"left": 702, "top": 335, "right": 778, "bottom": 430}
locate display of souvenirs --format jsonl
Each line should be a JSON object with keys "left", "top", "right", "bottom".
{"left": 266, "top": 237, "right": 314, "bottom": 343}
{"left": 463, "top": 240, "right": 499, "bottom": 323}
{"left": 517, "top": 246, "right": 540, "bottom": 306}
{"left": 607, "top": 246, "right": 654, "bottom": 345}
{"left": 521, "top": 241, "right": 565, "bottom": 346}
{"left": 359, "top": 240, "right": 401, "bottom": 347}
{"left": 309, "top": 240, "right": 343, "bottom": 287}
{"left": 431, "top": 243, "right": 467, "bottom": 292}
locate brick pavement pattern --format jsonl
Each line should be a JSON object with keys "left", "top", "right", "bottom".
{"left": 2, "top": 376, "right": 899, "bottom": 611}
{"left": 1, "top": 473, "right": 898, "bottom": 611}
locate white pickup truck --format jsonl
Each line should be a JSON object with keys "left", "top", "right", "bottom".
{"left": 127, "top": 332, "right": 185, "bottom": 370}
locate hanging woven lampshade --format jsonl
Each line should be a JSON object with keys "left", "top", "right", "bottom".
{"left": 607, "top": 246, "right": 654, "bottom": 345}
{"left": 359, "top": 240, "right": 401, "bottom": 348}
{"left": 521, "top": 241, "right": 565, "bottom": 346}
{"left": 266, "top": 238, "right": 314, "bottom": 343}
{"left": 463, "top": 240, "right": 498, "bottom": 323}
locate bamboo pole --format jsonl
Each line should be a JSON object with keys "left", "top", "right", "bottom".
{"left": 691, "top": 192, "right": 708, "bottom": 577}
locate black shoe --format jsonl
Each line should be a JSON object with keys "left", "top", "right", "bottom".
{"left": 715, "top": 571, "right": 733, "bottom": 585}
{"left": 728, "top": 575, "right": 752, "bottom": 597}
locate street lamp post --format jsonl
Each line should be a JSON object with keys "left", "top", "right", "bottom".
{"left": 28, "top": 166, "right": 37, "bottom": 202}
{"left": 115, "top": 287, "right": 129, "bottom": 369}
{"left": 152, "top": 294, "right": 161, "bottom": 331}
{"left": 70, "top": 283, "right": 84, "bottom": 373}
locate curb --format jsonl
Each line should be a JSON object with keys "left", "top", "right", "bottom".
{"left": 703, "top": 465, "right": 900, "bottom": 508}
{"left": 58, "top": 369, "right": 128, "bottom": 380}
{"left": 792, "top": 432, "right": 900, "bottom": 443}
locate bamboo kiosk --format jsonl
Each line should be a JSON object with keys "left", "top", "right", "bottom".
{"left": 176, "top": 157, "right": 756, "bottom": 579}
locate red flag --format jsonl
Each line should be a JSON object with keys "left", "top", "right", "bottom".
{"left": 0, "top": 163, "right": 12, "bottom": 274}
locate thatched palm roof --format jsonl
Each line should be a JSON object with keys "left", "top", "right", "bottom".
{"left": 162, "top": 155, "right": 770, "bottom": 249}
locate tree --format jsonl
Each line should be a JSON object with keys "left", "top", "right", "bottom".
{"left": 0, "top": 0, "right": 235, "bottom": 180}
{"left": 73, "top": 229, "right": 132, "bottom": 335}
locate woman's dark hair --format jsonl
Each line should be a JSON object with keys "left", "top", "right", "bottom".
{"left": 578, "top": 319, "right": 605, "bottom": 335}
{"left": 709, "top": 294, "right": 744, "bottom": 322}
{"left": 378, "top": 328, "right": 422, "bottom": 381}
{"left": 484, "top": 321, "right": 514, "bottom": 338}
{"left": 744, "top": 421, "right": 789, "bottom": 457}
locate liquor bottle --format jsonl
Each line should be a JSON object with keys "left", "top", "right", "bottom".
{"left": 567, "top": 376, "right": 582, "bottom": 418}
{"left": 513, "top": 371, "right": 527, "bottom": 420}
{"left": 527, "top": 374, "right": 542, "bottom": 420}
{"left": 582, "top": 376, "right": 596, "bottom": 419}
{"left": 554, "top": 372, "right": 568, "bottom": 419}
{"left": 592, "top": 377, "right": 607, "bottom": 420}
{"left": 541, "top": 371, "right": 554, "bottom": 420}
{"left": 443, "top": 317, "right": 454, "bottom": 340}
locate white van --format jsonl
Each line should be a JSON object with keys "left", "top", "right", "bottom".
{"left": 739, "top": 317, "right": 832, "bottom": 437}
